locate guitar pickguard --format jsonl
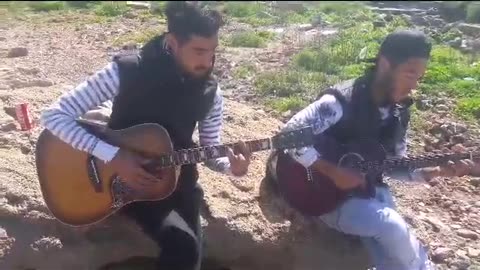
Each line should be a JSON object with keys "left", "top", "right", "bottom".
{"left": 111, "top": 176, "right": 136, "bottom": 209}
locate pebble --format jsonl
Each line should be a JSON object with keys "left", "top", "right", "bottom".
{"left": 432, "top": 247, "right": 453, "bottom": 263}
{"left": 450, "top": 258, "right": 471, "bottom": 270}
{"left": 7, "top": 47, "right": 28, "bottom": 58}
{"left": 467, "top": 248, "right": 480, "bottom": 258}
{"left": 424, "top": 216, "right": 447, "bottom": 232}
{"left": 0, "top": 227, "right": 7, "bottom": 239}
{"left": 470, "top": 178, "right": 480, "bottom": 187}
{"left": 456, "top": 249, "right": 468, "bottom": 259}
{"left": 456, "top": 229, "right": 479, "bottom": 240}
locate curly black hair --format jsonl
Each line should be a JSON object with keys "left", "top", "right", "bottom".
{"left": 165, "top": 1, "right": 224, "bottom": 43}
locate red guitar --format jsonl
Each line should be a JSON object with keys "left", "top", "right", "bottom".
{"left": 269, "top": 136, "right": 479, "bottom": 217}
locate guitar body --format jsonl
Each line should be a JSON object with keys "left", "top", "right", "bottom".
{"left": 35, "top": 122, "right": 180, "bottom": 227}
{"left": 274, "top": 137, "right": 387, "bottom": 217}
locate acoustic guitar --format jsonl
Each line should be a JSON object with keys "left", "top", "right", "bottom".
{"left": 35, "top": 119, "right": 314, "bottom": 227}
{"left": 271, "top": 135, "right": 478, "bottom": 217}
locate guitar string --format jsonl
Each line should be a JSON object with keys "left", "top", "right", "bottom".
{"left": 306, "top": 151, "right": 480, "bottom": 175}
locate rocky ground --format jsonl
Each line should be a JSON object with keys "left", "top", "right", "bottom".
{"left": 0, "top": 3, "right": 479, "bottom": 270}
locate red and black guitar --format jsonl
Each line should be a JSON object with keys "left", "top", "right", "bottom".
{"left": 270, "top": 136, "right": 478, "bottom": 217}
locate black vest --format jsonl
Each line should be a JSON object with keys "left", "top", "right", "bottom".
{"left": 108, "top": 34, "right": 218, "bottom": 191}
{"left": 317, "top": 74, "right": 412, "bottom": 161}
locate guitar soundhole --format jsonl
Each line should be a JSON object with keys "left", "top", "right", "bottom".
{"left": 111, "top": 176, "right": 135, "bottom": 209}
{"left": 338, "top": 153, "right": 364, "bottom": 170}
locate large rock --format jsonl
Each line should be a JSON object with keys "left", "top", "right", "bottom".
{"left": 0, "top": 100, "right": 371, "bottom": 270}
{"left": 458, "top": 23, "right": 480, "bottom": 37}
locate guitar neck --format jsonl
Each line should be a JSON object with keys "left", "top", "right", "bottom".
{"left": 159, "top": 138, "right": 273, "bottom": 167}
{"left": 359, "top": 152, "right": 479, "bottom": 173}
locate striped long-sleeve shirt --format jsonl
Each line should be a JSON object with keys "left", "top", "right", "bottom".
{"left": 40, "top": 61, "right": 231, "bottom": 174}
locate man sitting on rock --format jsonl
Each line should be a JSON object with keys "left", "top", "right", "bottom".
{"left": 267, "top": 30, "right": 475, "bottom": 270}
{"left": 40, "top": 2, "right": 251, "bottom": 270}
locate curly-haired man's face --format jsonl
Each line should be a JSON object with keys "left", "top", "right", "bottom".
{"left": 169, "top": 33, "right": 219, "bottom": 80}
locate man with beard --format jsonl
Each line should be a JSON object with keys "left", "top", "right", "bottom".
{"left": 40, "top": 2, "right": 251, "bottom": 270}
{"left": 267, "top": 30, "right": 474, "bottom": 270}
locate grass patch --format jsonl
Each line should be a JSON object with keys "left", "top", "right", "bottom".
{"left": 252, "top": 10, "right": 471, "bottom": 118}
{"left": 267, "top": 96, "right": 308, "bottom": 113}
{"left": 222, "top": 1, "right": 375, "bottom": 27}
{"left": 253, "top": 8, "right": 409, "bottom": 113}
{"left": 226, "top": 31, "right": 275, "bottom": 48}
{"left": 456, "top": 98, "right": 480, "bottom": 120}
{"left": 419, "top": 46, "right": 480, "bottom": 97}
{"left": 255, "top": 69, "right": 335, "bottom": 112}
{"left": 65, "top": 1, "right": 100, "bottom": 9}
{"left": 223, "top": 1, "right": 278, "bottom": 26}
{"left": 255, "top": 69, "right": 335, "bottom": 98}
{"left": 28, "top": 1, "right": 66, "bottom": 12}
{"left": 233, "top": 64, "right": 256, "bottom": 79}
{"left": 112, "top": 28, "right": 162, "bottom": 47}
{"left": 94, "top": 1, "right": 129, "bottom": 17}
{"left": 418, "top": 46, "right": 480, "bottom": 119}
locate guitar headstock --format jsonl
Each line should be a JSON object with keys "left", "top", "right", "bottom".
{"left": 271, "top": 126, "right": 315, "bottom": 150}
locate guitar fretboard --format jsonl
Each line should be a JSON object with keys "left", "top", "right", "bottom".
{"left": 355, "top": 152, "right": 480, "bottom": 173}
{"left": 159, "top": 138, "right": 273, "bottom": 167}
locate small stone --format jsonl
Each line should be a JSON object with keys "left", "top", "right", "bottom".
{"left": 0, "top": 122, "right": 17, "bottom": 132}
{"left": 7, "top": 47, "right": 28, "bottom": 58}
{"left": 456, "top": 249, "right": 468, "bottom": 258}
{"left": 282, "top": 110, "right": 293, "bottom": 118}
{"left": 467, "top": 248, "right": 480, "bottom": 258}
{"left": 424, "top": 216, "right": 447, "bottom": 232}
{"left": 31, "top": 237, "right": 63, "bottom": 251}
{"left": 450, "top": 258, "right": 471, "bottom": 270}
{"left": 433, "top": 247, "right": 454, "bottom": 263}
{"left": 451, "top": 134, "right": 466, "bottom": 144}
{"left": 0, "top": 227, "right": 7, "bottom": 239}
{"left": 451, "top": 224, "right": 462, "bottom": 229}
{"left": 20, "top": 145, "right": 31, "bottom": 155}
{"left": 123, "top": 11, "right": 137, "bottom": 19}
{"left": 470, "top": 178, "right": 480, "bottom": 187}
{"left": 444, "top": 200, "right": 454, "bottom": 208}
{"left": 457, "top": 186, "right": 470, "bottom": 193}
{"left": 457, "top": 229, "right": 479, "bottom": 240}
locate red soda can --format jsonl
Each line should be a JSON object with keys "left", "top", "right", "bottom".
{"left": 15, "top": 103, "right": 33, "bottom": 131}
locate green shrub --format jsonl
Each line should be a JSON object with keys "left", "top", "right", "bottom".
{"left": 233, "top": 64, "right": 256, "bottom": 79}
{"left": 29, "top": 1, "right": 65, "bottom": 12}
{"left": 226, "top": 31, "right": 275, "bottom": 48}
{"left": 255, "top": 69, "right": 334, "bottom": 98}
{"left": 224, "top": 1, "right": 265, "bottom": 18}
{"left": 112, "top": 28, "right": 161, "bottom": 46}
{"left": 420, "top": 46, "right": 478, "bottom": 96}
{"left": 267, "top": 96, "right": 308, "bottom": 113}
{"left": 65, "top": 1, "right": 99, "bottom": 9}
{"left": 456, "top": 97, "right": 480, "bottom": 119}
{"left": 94, "top": 1, "right": 128, "bottom": 17}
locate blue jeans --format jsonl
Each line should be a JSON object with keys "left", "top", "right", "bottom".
{"left": 319, "top": 186, "right": 434, "bottom": 270}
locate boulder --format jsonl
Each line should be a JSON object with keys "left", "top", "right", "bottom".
{"left": 459, "top": 23, "right": 480, "bottom": 37}
{"left": 0, "top": 100, "right": 371, "bottom": 270}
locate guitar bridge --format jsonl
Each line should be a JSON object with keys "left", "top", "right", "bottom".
{"left": 86, "top": 155, "right": 103, "bottom": 193}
